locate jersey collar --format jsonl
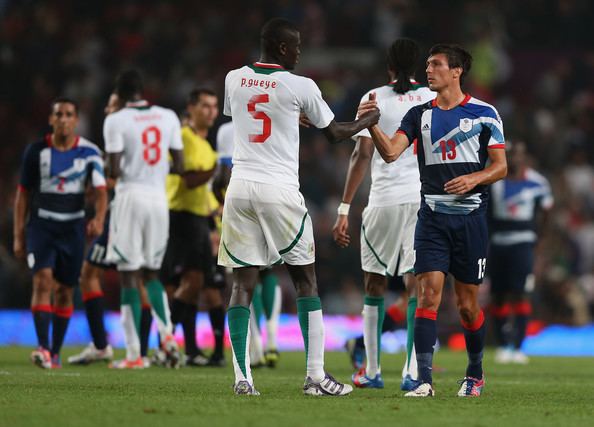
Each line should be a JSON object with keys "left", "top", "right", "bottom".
{"left": 431, "top": 93, "right": 471, "bottom": 109}
{"left": 45, "top": 133, "right": 80, "bottom": 150}
{"left": 253, "top": 62, "right": 285, "bottom": 69}
{"left": 125, "top": 100, "right": 150, "bottom": 109}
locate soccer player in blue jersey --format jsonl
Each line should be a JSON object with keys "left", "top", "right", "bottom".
{"left": 360, "top": 44, "right": 507, "bottom": 397}
{"left": 488, "top": 141, "right": 552, "bottom": 364}
{"left": 14, "top": 98, "right": 108, "bottom": 369}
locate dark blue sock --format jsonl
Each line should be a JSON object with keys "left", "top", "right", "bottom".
{"left": 491, "top": 303, "right": 510, "bottom": 347}
{"left": 414, "top": 309, "right": 437, "bottom": 385}
{"left": 140, "top": 306, "right": 153, "bottom": 357}
{"left": 32, "top": 306, "right": 52, "bottom": 350}
{"left": 513, "top": 301, "right": 531, "bottom": 350}
{"left": 83, "top": 294, "right": 108, "bottom": 350}
{"left": 381, "top": 311, "right": 398, "bottom": 333}
{"left": 182, "top": 303, "right": 198, "bottom": 356}
{"left": 463, "top": 310, "right": 486, "bottom": 379}
{"left": 51, "top": 307, "right": 73, "bottom": 357}
{"left": 209, "top": 306, "right": 225, "bottom": 357}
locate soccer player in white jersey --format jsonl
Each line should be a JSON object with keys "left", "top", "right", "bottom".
{"left": 359, "top": 44, "right": 507, "bottom": 397}
{"left": 104, "top": 70, "right": 184, "bottom": 369}
{"left": 216, "top": 120, "right": 283, "bottom": 368}
{"left": 219, "top": 18, "right": 379, "bottom": 396}
{"left": 333, "top": 39, "right": 434, "bottom": 390}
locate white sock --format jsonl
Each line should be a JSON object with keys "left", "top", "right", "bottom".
{"left": 265, "top": 285, "right": 282, "bottom": 351}
{"left": 151, "top": 291, "right": 173, "bottom": 341}
{"left": 249, "top": 305, "right": 264, "bottom": 363}
{"left": 232, "top": 316, "right": 253, "bottom": 385}
{"left": 306, "top": 309, "right": 325, "bottom": 382}
{"left": 363, "top": 304, "right": 380, "bottom": 378}
{"left": 121, "top": 305, "right": 140, "bottom": 361}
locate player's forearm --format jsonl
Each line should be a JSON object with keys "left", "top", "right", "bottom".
{"left": 106, "top": 153, "right": 122, "bottom": 179}
{"left": 13, "top": 188, "right": 28, "bottom": 238}
{"left": 472, "top": 158, "right": 507, "bottom": 186}
{"left": 183, "top": 168, "right": 216, "bottom": 189}
{"left": 369, "top": 125, "right": 402, "bottom": 163}
{"left": 342, "top": 143, "right": 371, "bottom": 204}
{"left": 212, "top": 166, "right": 231, "bottom": 205}
{"left": 93, "top": 188, "right": 108, "bottom": 223}
{"left": 323, "top": 110, "right": 380, "bottom": 143}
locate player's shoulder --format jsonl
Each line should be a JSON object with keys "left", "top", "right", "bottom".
{"left": 149, "top": 104, "right": 179, "bottom": 120}
{"left": 466, "top": 96, "right": 500, "bottom": 119}
{"left": 525, "top": 168, "right": 550, "bottom": 186}
{"left": 23, "top": 139, "right": 47, "bottom": 158}
{"left": 217, "top": 121, "right": 234, "bottom": 139}
{"left": 77, "top": 137, "right": 102, "bottom": 155}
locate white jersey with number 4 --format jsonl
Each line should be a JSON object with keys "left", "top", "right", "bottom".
{"left": 103, "top": 100, "right": 183, "bottom": 194}
{"left": 355, "top": 81, "right": 434, "bottom": 207}
{"left": 224, "top": 62, "right": 335, "bottom": 190}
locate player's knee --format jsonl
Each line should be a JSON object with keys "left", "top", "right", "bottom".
{"left": 80, "top": 262, "right": 101, "bottom": 292}
{"left": 33, "top": 270, "right": 54, "bottom": 293}
{"left": 54, "top": 285, "right": 73, "bottom": 307}
{"left": 364, "top": 273, "right": 386, "bottom": 296}
{"left": 294, "top": 280, "right": 318, "bottom": 297}
{"left": 417, "top": 285, "right": 440, "bottom": 309}
{"left": 457, "top": 300, "right": 479, "bottom": 324}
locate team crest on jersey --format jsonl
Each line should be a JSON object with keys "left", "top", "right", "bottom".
{"left": 459, "top": 118, "right": 473, "bottom": 133}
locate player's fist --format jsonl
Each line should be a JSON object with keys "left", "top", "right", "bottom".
{"left": 86, "top": 217, "right": 104, "bottom": 238}
{"left": 444, "top": 174, "right": 478, "bottom": 195}
{"left": 332, "top": 215, "right": 351, "bottom": 248}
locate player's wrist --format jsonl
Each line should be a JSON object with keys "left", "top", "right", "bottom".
{"left": 337, "top": 202, "right": 350, "bottom": 216}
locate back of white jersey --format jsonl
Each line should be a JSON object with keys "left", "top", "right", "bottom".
{"left": 224, "top": 63, "right": 335, "bottom": 189}
{"left": 355, "top": 82, "right": 434, "bottom": 207}
{"left": 104, "top": 101, "right": 183, "bottom": 194}
{"left": 216, "top": 120, "right": 235, "bottom": 164}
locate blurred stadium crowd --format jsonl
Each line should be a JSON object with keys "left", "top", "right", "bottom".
{"left": 1, "top": 0, "right": 594, "bottom": 327}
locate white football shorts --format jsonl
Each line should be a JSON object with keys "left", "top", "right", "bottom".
{"left": 218, "top": 179, "right": 315, "bottom": 268}
{"left": 106, "top": 186, "right": 169, "bottom": 271}
{"left": 360, "top": 202, "right": 419, "bottom": 277}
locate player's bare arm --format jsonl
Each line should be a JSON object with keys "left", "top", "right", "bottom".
{"left": 169, "top": 148, "right": 184, "bottom": 175}
{"left": 444, "top": 147, "right": 507, "bottom": 195}
{"left": 212, "top": 164, "right": 231, "bottom": 205}
{"left": 106, "top": 152, "right": 122, "bottom": 179}
{"left": 332, "top": 137, "right": 374, "bottom": 248}
{"left": 182, "top": 167, "right": 216, "bottom": 189}
{"left": 12, "top": 186, "right": 29, "bottom": 259}
{"left": 322, "top": 108, "right": 380, "bottom": 143}
{"left": 86, "top": 186, "right": 108, "bottom": 238}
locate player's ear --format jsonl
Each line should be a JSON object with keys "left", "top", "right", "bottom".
{"left": 278, "top": 41, "right": 287, "bottom": 56}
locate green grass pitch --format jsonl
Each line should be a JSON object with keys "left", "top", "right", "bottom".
{"left": 1, "top": 347, "right": 593, "bottom": 427}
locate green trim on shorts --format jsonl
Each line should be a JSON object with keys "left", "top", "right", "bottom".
{"left": 223, "top": 241, "right": 254, "bottom": 267}
{"left": 279, "top": 212, "right": 308, "bottom": 255}
{"left": 361, "top": 224, "right": 388, "bottom": 271}
{"left": 112, "top": 245, "right": 129, "bottom": 263}
{"left": 403, "top": 268, "right": 415, "bottom": 274}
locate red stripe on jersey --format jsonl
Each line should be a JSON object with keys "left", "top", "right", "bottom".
{"left": 488, "top": 144, "right": 506, "bottom": 149}
{"left": 253, "top": 62, "right": 285, "bottom": 69}
{"left": 17, "top": 184, "right": 27, "bottom": 193}
{"left": 431, "top": 98, "right": 438, "bottom": 107}
{"left": 94, "top": 185, "right": 107, "bottom": 190}
{"left": 396, "top": 129, "right": 407, "bottom": 136}
{"left": 459, "top": 94, "right": 472, "bottom": 106}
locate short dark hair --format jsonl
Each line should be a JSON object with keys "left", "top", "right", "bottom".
{"left": 260, "top": 18, "right": 299, "bottom": 54}
{"left": 429, "top": 44, "right": 473, "bottom": 85}
{"left": 187, "top": 88, "right": 216, "bottom": 106}
{"left": 115, "top": 69, "right": 143, "bottom": 102}
{"left": 50, "top": 97, "right": 79, "bottom": 115}
{"left": 387, "top": 38, "right": 420, "bottom": 94}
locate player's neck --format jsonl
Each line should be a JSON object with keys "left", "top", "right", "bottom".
{"left": 258, "top": 55, "right": 284, "bottom": 68}
{"left": 435, "top": 86, "right": 466, "bottom": 110}
{"left": 51, "top": 133, "right": 77, "bottom": 151}
{"left": 189, "top": 121, "right": 208, "bottom": 138}
{"left": 508, "top": 167, "right": 526, "bottom": 180}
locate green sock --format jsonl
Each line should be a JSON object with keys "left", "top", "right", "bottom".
{"left": 121, "top": 287, "right": 141, "bottom": 335}
{"left": 261, "top": 273, "right": 278, "bottom": 319}
{"left": 297, "top": 296, "right": 324, "bottom": 381}
{"left": 406, "top": 297, "right": 417, "bottom": 369}
{"left": 228, "top": 305, "right": 251, "bottom": 381}
{"left": 144, "top": 279, "right": 169, "bottom": 326}
{"left": 251, "top": 283, "right": 263, "bottom": 331}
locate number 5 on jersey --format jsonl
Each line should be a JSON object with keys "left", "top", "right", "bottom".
{"left": 248, "top": 94, "right": 271, "bottom": 143}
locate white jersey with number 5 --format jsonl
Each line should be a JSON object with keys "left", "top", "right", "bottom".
{"left": 103, "top": 100, "right": 183, "bottom": 194}
{"left": 224, "top": 62, "right": 335, "bottom": 190}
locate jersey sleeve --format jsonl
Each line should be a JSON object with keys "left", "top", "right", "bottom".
{"left": 298, "top": 78, "right": 335, "bottom": 129}
{"left": 88, "top": 146, "right": 107, "bottom": 188}
{"left": 223, "top": 71, "right": 233, "bottom": 117}
{"left": 18, "top": 143, "right": 40, "bottom": 191}
{"left": 353, "top": 91, "right": 372, "bottom": 140}
{"left": 181, "top": 128, "right": 200, "bottom": 171}
{"left": 216, "top": 123, "right": 234, "bottom": 167}
{"left": 484, "top": 107, "right": 505, "bottom": 149}
{"left": 396, "top": 107, "right": 419, "bottom": 146}
{"left": 538, "top": 177, "right": 554, "bottom": 210}
{"left": 103, "top": 114, "right": 124, "bottom": 153}
{"left": 169, "top": 112, "right": 183, "bottom": 151}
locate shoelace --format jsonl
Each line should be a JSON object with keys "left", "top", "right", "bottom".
{"left": 322, "top": 374, "right": 343, "bottom": 394}
{"left": 458, "top": 378, "right": 475, "bottom": 395}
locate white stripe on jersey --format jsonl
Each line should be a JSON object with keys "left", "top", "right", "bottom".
{"left": 354, "top": 82, "right": 434, "bottom": 207}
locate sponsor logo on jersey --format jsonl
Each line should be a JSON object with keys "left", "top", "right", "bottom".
{"left": 459, "top": 118, "right": 473, "bottom": 133}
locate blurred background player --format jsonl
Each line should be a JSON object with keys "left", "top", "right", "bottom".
{"left": 488, "top": 141, "right": 553, "bottom": 364}
{"left": 215, "top": 120, "right": 282, "bottom": 368}
{"left": 104, "top": 70, "right": 184, "bottom": 369}
{"left": 162, "top": 87, "right": 226, "bottom": 367}
{"left": 362, "top": 44, "right": 507, "bottom": 397}
{"left": 334, "top": 38, "right": 434, "bottom": 390}
{"left": 219, "top": 17, "right": 379, "bottom": 396}
{"left": 14, "top": 98, "right": 108, "bottom": 369}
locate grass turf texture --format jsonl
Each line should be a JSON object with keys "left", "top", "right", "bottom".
{"left": 1, "top": 347, "right": 593, "bottom": 427}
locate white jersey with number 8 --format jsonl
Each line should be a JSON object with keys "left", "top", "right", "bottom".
{"left": 224, "top": 62, "right": 335, "bottom": 190}
{"left": 103, "top": 100, "right": 183, "bottom": 194}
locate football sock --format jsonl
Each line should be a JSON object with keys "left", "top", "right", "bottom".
{"left": 170, "top": 298, "right": 186, "bottom": 326}
{"left": 249, "top": 306, "right": 264, "bottom": 363}
{"left": 462, "top": 310, "right": 486, "bottom": 379}
{"left": 82, "top": 291, "right": 108, "bottom": 350}
{"left": 32, "top": 305, "right": 52, "bottom": 350}
{"left": 140, "top": 305, "right": 152, "bottom": 357}
{"left": 228, "top": 305, "right": 252, "bottom": 384}
{"left": 262, "top": 274, "right": 281, "bottom": 351}
{"left": 209, "top": 306, "right": 225, "bottom": 357}
{"left": 145, "top": 279, "right": 173, "bottom": 340}
{"left": 363, "top": 295, "right": 384, "bottom": 378}
{"left": 414, "top": 308, "right": 438, "bottom": 385}
{"left": 182, "top": 303, "right": 198, "bottom": 356}
{"left": 51, "top": 306, "right": 73, "bottom": 357}
{"left": 405, "top": 297, "right": 418, "bottom": 378}
{"left": 251, "top": 283, "right": 263, "bottom": 331}
{"left": 513, "top": 301, "right": 532, "bottom": 350}
{"left": 491, "top": 302, "right": 511, "bottom": 347}
{"left": 297, "top": 297, "right": 325, "bottom": 382}
{"left": 121, "top": 287, "right": 142, "bottom": 360}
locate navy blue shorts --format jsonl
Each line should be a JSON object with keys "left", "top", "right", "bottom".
{"left": 86, "top": 212, "right": 115, "bottom": 269}
{"left": 414, "top": 205, "right": 488, "bottom": 285}
{"left": 488, "top": 242, "right": 534, "bottom": 294}
{"left": 26, "top": 217, "right": 85, "bottom": 287}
